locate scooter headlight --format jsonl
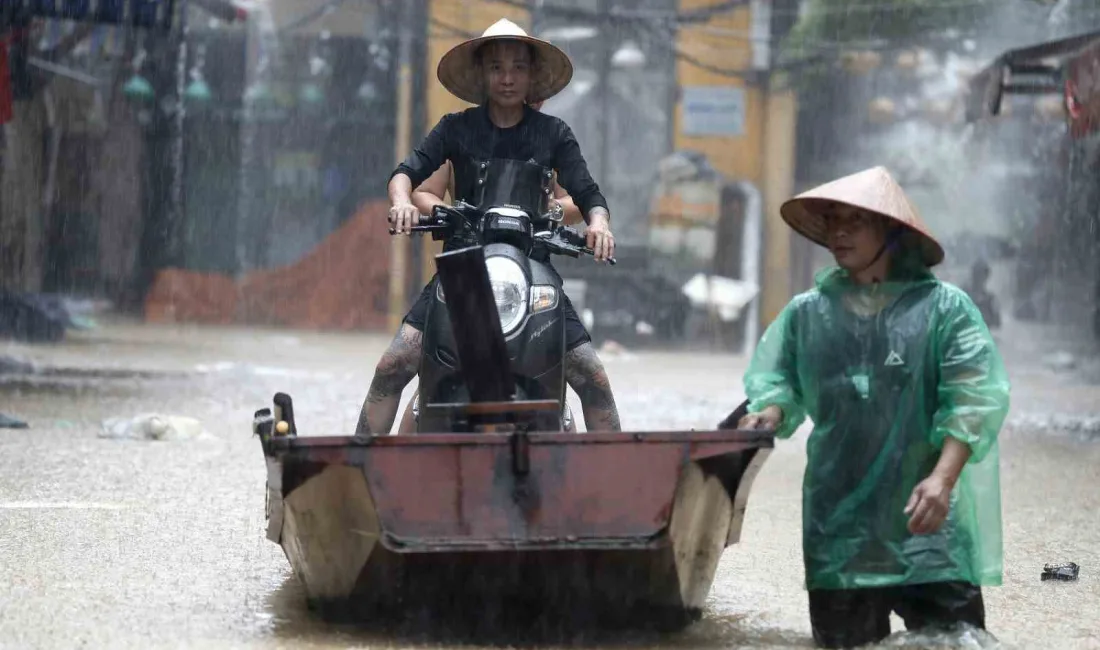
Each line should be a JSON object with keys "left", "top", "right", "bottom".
{"left": 486, "top": 256, "right": 529, "bottom": 335}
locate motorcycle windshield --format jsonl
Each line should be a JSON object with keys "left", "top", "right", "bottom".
{"left": 455, "top": 158, "right": 552, "bottom": 217}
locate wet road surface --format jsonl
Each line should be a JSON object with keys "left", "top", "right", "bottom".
{"left": 2, "top": 318, "right": 1098, "bottom": 649}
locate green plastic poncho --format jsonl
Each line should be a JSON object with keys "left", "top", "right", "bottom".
{"left": 744, "top": 253, "right": 1010, "bottom": 591}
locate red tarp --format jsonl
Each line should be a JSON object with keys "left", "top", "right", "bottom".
{"left": 145, "top": 200, "right": 394, "bottom": 331}
{"left": 0, "top": 35, "right": 13, "bottom": 125}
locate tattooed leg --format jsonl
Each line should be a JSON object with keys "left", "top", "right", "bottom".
{"left": 564, "top": 343, "right": 621, "bottom": 432}
{"left": 355, "top": 325, "right": 423, "bottom": 436}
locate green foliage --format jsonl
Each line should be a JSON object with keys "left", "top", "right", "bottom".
{"left": 784, "top": 0, "right": 997, "bottom": 61}
{"left": 779, "top": 0, "right": 999, "bottom": 91}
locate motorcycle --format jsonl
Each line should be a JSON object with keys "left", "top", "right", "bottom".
{"left": 389, "top": 158, "right": 613, "bottom": 434}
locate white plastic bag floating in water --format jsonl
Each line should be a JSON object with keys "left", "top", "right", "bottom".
{"left": 681, "top": 274, "right": 759, "bottom": 322}
{"left": 100, "top": 414, "right": 207, "bottom": 441}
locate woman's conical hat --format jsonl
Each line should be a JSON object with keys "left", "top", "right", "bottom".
{"left": 436, "top": 18, "right": 573, "bottom": 105}
{"left": 780, "top": 166, "right": 945, "bottom": 267}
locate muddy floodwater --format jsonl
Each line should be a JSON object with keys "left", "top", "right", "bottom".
{"left": 2, "top": 318, "right": 1098, "bottom": 649}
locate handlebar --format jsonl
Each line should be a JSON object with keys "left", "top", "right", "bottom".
{"left": 387, "top": 203, "right": 468, "bottom": 236}
{"left": 556, "top": 226, "right": 617, "bottom": 266}
{"left": 387, "top": 222, "right": 444, "bottom": 235}
{"left": 581, "top": 244, "right": 617, "bottom": 266}
{"left": 388, "top": 206, "right": 616, "bottom": 265}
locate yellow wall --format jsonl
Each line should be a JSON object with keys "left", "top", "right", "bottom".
{"left": 761, "top": 86, "right": 798, "bottom": 324}
{"left": 674, "top": 0, "right": 798, "bottom": 331}
{"left": 673, "top": 1, "right": 762, "bottom": 185}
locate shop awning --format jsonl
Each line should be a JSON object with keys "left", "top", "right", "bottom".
{"left": 965, "top": 29, "right": 1100, "bottom": 122}
{"left": 1, "top": 0, "right": 247, "bottom": 31}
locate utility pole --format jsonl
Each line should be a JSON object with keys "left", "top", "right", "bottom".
{"left": 597, "top": 0, "right": 612, "bottom": 189}
{"left": 167, "top": 0, "right": 189, "bottom": 270}
{"left": 388, "top": 0, "right": 413, "bottom": 332}
{"left": 530, "top": 0, "right": 545, "bottom": 38}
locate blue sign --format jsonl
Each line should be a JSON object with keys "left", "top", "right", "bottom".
{"left": 682, "top": 86, "right": 746, "bottom": 137}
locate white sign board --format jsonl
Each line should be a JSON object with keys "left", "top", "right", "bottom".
{"left": 682, "top": 86, "right": 746, "bottom": 136}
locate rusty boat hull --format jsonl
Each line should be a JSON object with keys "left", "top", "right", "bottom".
{"left": 261, "top": 427, "right": 772, "bottom": 626}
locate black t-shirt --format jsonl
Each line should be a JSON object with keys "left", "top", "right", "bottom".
{"left": 392, "top": 105, "right": 609, "bottom": 218}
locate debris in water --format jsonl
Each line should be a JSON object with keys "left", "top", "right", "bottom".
{"left": 0, "top": 355, "right": 36, "bottom": 375}
{"left": 0, "top": 290, "right": 73, "bottom": 342}
{"left": 1043, "top": 352, "right": 1077, "bottom": 372}
{"left": 100, "top": 414, "right": 208, "bottom": 441}
{"left": 0, "top": 413, "right": 29, "bottom": 429}
{"left": 1041, "top": 562, "right": 1079, "bottom": 582}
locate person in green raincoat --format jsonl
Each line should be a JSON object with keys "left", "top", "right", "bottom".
{"left": 737, "top": 167, "right": 1010, "bottom": 648}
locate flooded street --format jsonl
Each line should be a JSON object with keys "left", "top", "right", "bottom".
{"left": 1, "top": 319, "right": 1098, "bottom": 649}
{"left": 3, "top": 0, "right": 1100, "bottom": 646}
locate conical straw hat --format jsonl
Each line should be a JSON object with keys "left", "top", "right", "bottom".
{"left": 780, "top": 166, "right": 945, "bottom": 267}
{"left": 437, "top": 18, "right": 573, "bottom": 105}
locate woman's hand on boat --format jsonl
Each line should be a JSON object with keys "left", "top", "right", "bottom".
{"left": 389, "top": 202, "right": 420, "bottom": 234}
{"left": 737, "top": 405, "right": 782, "bottom": 432}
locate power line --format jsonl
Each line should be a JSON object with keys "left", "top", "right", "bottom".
{"left": 632, "top": 20, "right": 759, "bottom": 79}
{"left": 493, "top": 0, "right": 999, "bottom": 23}
{"left": 687, "top": 21, "right": 989, "bottom": 54}
{"left": 430, "top": 4, "right": 759, "bottom": 80}
{"left": 279, "top": 0, "right": 1007, "bottom": 56}
{"left": 494, "top": 0, "right": 1003, "bottom": 61}
{"left": 429, "top": 17, "right": 477, "bottom": 40}
{"left": 266, "top": 1, "right": 1004, "bottom": 81}
{"left": 774, "top": 0, "right": 1000, "bottom": 15}
{"left": 491, "top": 0, "right": 752, "bottom": 26}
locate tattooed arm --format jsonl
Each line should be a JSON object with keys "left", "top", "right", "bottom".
{"left": 356, "top": 325, "right": 423, "bottom": 436}
{"left": 564, "top": 342, "right": 621, "bottom": 432}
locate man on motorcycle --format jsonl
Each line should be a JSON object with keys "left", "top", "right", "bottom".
{"left": 392, "top": 100, "right": 584, "bottom": 433}
{"left": 738, "top": 167, "right": 1010, "bottom": 648}
{"left": 356, "top": 18, "right": 620, "bottom": 436}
